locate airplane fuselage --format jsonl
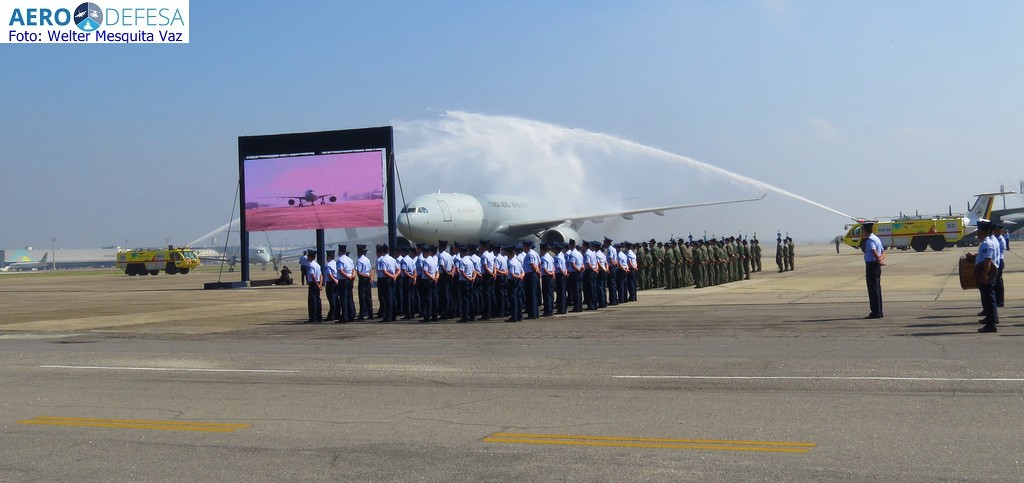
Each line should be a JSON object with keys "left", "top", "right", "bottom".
{"left": 397, "top": 193, "right": 544, "bottom": 245}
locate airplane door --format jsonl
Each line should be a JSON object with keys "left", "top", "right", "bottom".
{"left": 437, "top": 200, "right": 452, "bottom": 222}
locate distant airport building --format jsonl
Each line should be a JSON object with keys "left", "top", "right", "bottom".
{"left": 1, "top": 248, "right": 117, "bottom": 270}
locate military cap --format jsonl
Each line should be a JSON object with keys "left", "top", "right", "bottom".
{"left": 603, "top": 236, "right": 613, "bottom": 242}
{"left": 337, "top": 244, "right": 347, "bottom": 252}
{"left": 437, "top": 240, "right": 449, "bottom": 247}
{"left": 468, "top": 243, "right": 478, "bottom": 251}
{"left": 540, "top": 242, "right": 549, "bottom": 250}
{"left": 993, "top": 221, "right": 1004, "bottom": 229}
{"left": 479, "top": 239, "right": 490, "bottom": 246}
{"left": 326, "top": 250, "right": 335, "bottom": 257}
{"left": 977, "top": 219, "right": 992, "bottom": 229}
{"left": 356, "top": 244, "right": 367, "bottom": 251}
{"left": 514, "top": 242, "right": 523, "bottom": 249}
{"left": 522, "top": 239, "right": 533, "bottom": 246}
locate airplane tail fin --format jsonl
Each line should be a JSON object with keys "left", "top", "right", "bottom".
{"left": 38, "top": 252, "right": 48, "bottom": 264}
{"left": 967, "top": 193, "right": 1002, "bottom": 226}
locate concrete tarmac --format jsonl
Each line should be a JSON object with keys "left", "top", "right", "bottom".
{"left": 0, "top": 244, "right": 1021, "bottom": 481}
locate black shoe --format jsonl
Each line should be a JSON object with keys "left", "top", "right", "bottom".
{"left": 356, "top": 317, "right": 365, "bottom": 321}
{"left": 864, "top": 314, "right": 882, "bottom": 319}
{"left": 978, "top": 319, "right": 999, "bottom": 325}
{"left": 978, "top": 325, "right": 997, "bottom": 333}
{"left": 997, "top": 303, "right": 1005, "bottom": 307}
{"left": 505, "top": 318, "right": 517, "bottom": 322}
{"left": 978, "top": 311, "right": 986, "bottom": 316}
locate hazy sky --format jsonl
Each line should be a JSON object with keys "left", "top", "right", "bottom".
{"left": 3, "top": 1, "right": 1024, "bottom": 249}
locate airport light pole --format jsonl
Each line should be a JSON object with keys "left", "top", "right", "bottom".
{"left": 51, "top": 236, "right": 56, "bottom": 271}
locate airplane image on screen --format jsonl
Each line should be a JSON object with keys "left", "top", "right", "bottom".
{"left": 1, "top": 252, "right": 48, "bottom": 272}
{"left": 396, "top": 193, "right": 767, "bottom": 246}
{"left": 275, "top": 189, "right": 338, "bottom": 207}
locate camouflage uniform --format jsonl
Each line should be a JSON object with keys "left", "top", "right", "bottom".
{"left": 651, "top": 242, "right": 663, "bottom": 289}
{"left": 741, "top": 241, "right": 751, "bottom": 280}
{"left": 776, "top": 239, "right": 784, "bottom": 272}
{"left": 752, "top": 239, "right": 762, "bottom": 272}
{"left": 692, "top": 241, "right": 704, "bottom": 288}
{"left": 682, "top": 243, "right": 694, "bottom": 287}
{"left": 786, "top": 237, "right": 795, "bottom": 271}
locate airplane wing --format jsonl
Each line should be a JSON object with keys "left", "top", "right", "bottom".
{"left": 493, "top": 193, "right": 768, "bottom": 237}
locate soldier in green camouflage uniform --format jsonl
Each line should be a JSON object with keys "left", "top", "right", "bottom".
{"left": 776, "top": 237, "right": 784, "bottom": 272}
{"left": 741, "top": 239, "right": 751, "bottom": 280}
{"left": 671, "top": 240, "right": 679, "bottom": 288}
{"left": 664, "top": 240, "right": 677, "bottom": 289}
{"left": 786, "top": 237, "right": 795, "bottom": 271}
{"left": 720, "top": 238, "right": 729, "bottom": 282}
{"left": 637, "top": 242, "right": 648, "bottom": 290}
{"left": 700, "top": 241, "right": 708, "bottom": 286}
{"left": 752, "top": 238, "right": 762, "bottom": 272}
{"left": 682, "top": 242, "right": 694, "bottom": 287}
{"left": 691, "top": 240, "right": 704, "bottom": 288}
{"left": 650, "top": 241, "right": 663, "bottom": 289}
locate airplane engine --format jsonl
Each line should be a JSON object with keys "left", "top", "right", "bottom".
{"left": 541, "top": 226, "right": 581, "bottom": 245}
{"left": 288, "top": 199, "right": 296, "bottom": 206}
{"left": 329, "top": 196, "right": 337, "bottom": 202}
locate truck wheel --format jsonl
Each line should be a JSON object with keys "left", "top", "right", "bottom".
{"left": 136, "top": 265, "right": 147, "bottom": 275}
{"left": 149, "top": 270, "right": 159, "bottom": 276}
{"left": 166, "top": 263, "right": 177, "bottom": 275}
{"left": 127, "top": 265, "right": 137, "bottom": 276}
{"left": 930, "top": 237, "right": 946, "bottom": 251}
{"left": 910, "top": 237, "right": 928, "bottom": 252}
{"left": 179, "top": 268, "right": 190, "bottom": 274}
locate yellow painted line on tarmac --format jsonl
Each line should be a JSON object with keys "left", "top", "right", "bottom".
{"left": 17, "top": 416, "right": 250, "bottom": 433}
{"left": 483, "top": 432, "right": 814, "bottom": 454}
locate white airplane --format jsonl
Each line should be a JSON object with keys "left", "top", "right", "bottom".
{"left": 1, "top": 252, "right": 48, "bottom": 272}
{"left": 274, "top": 189, "right": 337, "bottom": 207}
{"left": 199, "top": 246, "right": 277, "bottom": 270}
{"left": 75, "top": 10, "right": 86, "bottom": 18}
{"left": 396, "top": 192, "right": 767, "bottom": 246}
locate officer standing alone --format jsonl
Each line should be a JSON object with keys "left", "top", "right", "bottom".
{"left": 862, "top": 221, "right": 885, "bottom": 319}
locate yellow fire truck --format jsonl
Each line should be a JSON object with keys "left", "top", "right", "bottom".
{"left": 843, "top": 216, "right": 967, "bottom": 252}
{"left": 116, "top": 246, "right": 201, "bottom": 275}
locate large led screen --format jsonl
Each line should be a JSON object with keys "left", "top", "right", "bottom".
{"left": 243, "top": 151, "right": 384, "bottom": 232}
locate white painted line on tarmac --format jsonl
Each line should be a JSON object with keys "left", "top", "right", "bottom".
{"left": 614, "top": 375, "right": 1024, "bottom": 382}
{"left": 41, "top": 365, "right": 300, "bottom": 373}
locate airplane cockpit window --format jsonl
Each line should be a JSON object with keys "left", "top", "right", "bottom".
{"left": 417, "top": 207, "right": 429, "bottom": 213}
{"left": 401, "top": 206, "right": 419, "bottom": 213}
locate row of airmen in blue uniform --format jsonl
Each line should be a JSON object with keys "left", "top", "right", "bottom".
{"left": 302, "top": 238, "right": 642, "bottom": 323}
